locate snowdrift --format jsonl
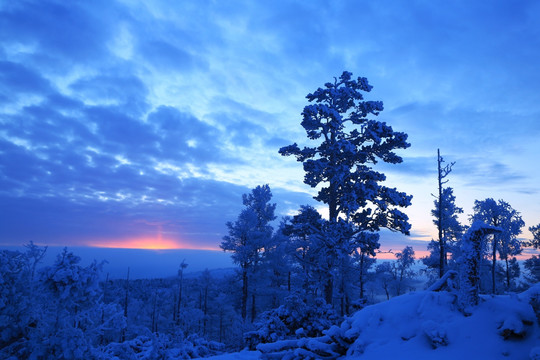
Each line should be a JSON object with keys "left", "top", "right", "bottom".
{"left": 254, "top": 284, "right": 540, "bottom": 360}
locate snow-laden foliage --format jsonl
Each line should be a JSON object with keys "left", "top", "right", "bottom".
{"left": 0, "top": 250, "right": 35, "bottom": 353}
{"left": 528, "top": 224, "right": 540, "bottom": 249}
{"left": 279, "top": 71, "right": 412, "bottom": 232}
{"left": 375, "top": 247, "right": 417, "bottom": 299}
{"left": 430, "top": 186, "right": 464, "bottom": 276}
{"left": 0, "top": 247, "right": 127, "bottom": 359}
{"left": 95, "top": 332, "right": 224, "bottom": 360}
{"left": 457, "top": 221, "right": 502, "bottom": 310}
{"left": 278, "top": 71, "right": 412, "bottom": 307}
{"left": 245, "top": 294, "right": 340, "bottom": 348}
{"left": 221, "top": 184, "right": 276, "bottom": 321}
{"left": 525, "top": 255, "right": 540, "bottom": 283}
{"left": 471, "top": 198, "right": 525, "bottom": 293}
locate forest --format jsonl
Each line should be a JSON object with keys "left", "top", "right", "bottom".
{"left": 1, "top": 72, "right": 540, "bottom": 359}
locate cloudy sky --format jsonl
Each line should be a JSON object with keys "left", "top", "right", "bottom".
{"left": 1, "top": 0, "right": 540, "bottom": 256}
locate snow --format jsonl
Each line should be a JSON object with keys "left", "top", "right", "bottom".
{"left": 213, "top": 286, "right": 540, "bottom": 360}
{"left": 195, "top": 350, "right": 261, "bottom": 360}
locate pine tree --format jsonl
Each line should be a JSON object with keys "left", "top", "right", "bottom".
{"left": 432, "top": 150, "right": 464, "bottom": 277}
{"left": 221, "top": 184, "right": 276, "bottom": 321}
{"left": 431, "top": 185, "right": 464, "bottom": 277}
{"left": 527, "top": 223, "right": 540, "bottom": 249}
{"left": 471, "top": 198, "right": 524, "bottom": 293}
{"left": 282, "top": 205, "right": 324, "bottom": 299}
{"left": 279, "top": 71, "right": 412, "bottom": 304}
{"left": 524, "top": 255, "right": 540, "bottom": 283}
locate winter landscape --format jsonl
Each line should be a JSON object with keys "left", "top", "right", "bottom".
{"left": 2, "top": 1, "right": 540, "bottom": 359}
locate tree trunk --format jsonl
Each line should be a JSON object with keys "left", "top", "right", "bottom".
{"left": 219, "top": 309, "right": 223, "bottom": 343}
{"left": 437, "top": 149, "right": 445, "bottom": 278}
{"left": 324, "top": 277, "right": 333, "bottom": 305}
{"left": 251, "top": 293, "right": 256, "bottom": 323}
{"left": 203, "top": 286, "right": 208, "bottom": 335}
{"left": 288, "top": 271, "right": 291, "bottom": 293}
{"left": 151, "top": 291, "right": 158, "bottom": 333}
{"left": 359, "top": 253, "right": 365, "bottom": 299}
{"left": 176, "top": 268, "right": 184, "bottom": 325}
{"left": 121, "top": 267, "right": 130, "bottom": 342}
{"left": 505, "top": 258, "right": 510, "bottom": 290}
{"left": 492, "top": 234, "right": 497, "bottom": 294}
{"left": 241, "top": 267, "right": 248, "bottom": 321}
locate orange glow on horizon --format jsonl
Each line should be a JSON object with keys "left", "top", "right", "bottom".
{"left": 375, "top": 249, "right": 430, "bottom": 260}
{"left": 88, "top": 237, "right": 219, "bottom": 251}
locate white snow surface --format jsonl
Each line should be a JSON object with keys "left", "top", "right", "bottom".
{"left": 202, "top": 285, "right": 540, "bottom": 360}
{"left": 341, "top": 289, "right": 538, "bottom": 359}
{"left": 198, "top": 350, "right": 261, "bottom": 360}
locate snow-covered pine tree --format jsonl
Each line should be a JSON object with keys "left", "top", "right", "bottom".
{"left": 432, "top": 184, "right": 464, "bottom": 277}
{"left": 471, "top": 198, "right": 524, "bottom": 293}
{"left": 263, "top": 219, "right": 295, "bottom": 307}
{"left": 220, "top": 184, "right": 276, "bottom": 321}
{"left": 279, "top": 71, "right": 412, "bottom": 304}
{"left": 527, "top": 223, "right": 540, "bottom": 249}
{"left": 282, "top": 205, "right": 324, "bottom": 298}
{"left": 524, "top": 255, "right": 540, "bottom": 283}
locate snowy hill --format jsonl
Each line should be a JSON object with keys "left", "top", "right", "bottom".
{"left": 202, "top": 284, "right": 540, "bottom": 360}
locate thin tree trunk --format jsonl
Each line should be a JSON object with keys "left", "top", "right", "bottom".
{"left": 251, "top": 293, "right": 256, "bottom": 323}
{"left": 505, "top": 258, "right": 510, "bottom": 290}
{"left": 203, "top": 285, "right": 208, "bottom": 336}
{"left": 151, "top": 291, "right": 158, "bottom": 333}
{"left": 121, "top": 267, "right": 130, "bottom": 342}
{"left": 242, "top": 267, "right": 248, "bottom": 321}
{"left": 100, "top": 272, "right": 109, "bottom": 345}
{"left": 288, "top": 271, "right": 291, "bottom": 293}
{"left": 176, "top": 269, "right": 184, "bottom": 325}
{"left": 437, "top": 149, "right": 445, "bottom": 278}
{"left": 324, "top": 277, "right": 333, "bottom": 305}
{"left": 492, "top": 234, "right": 497, "bottom": 294}
{"left": 219, "top": 309, "right": 223, "bottom": 343}
{"left": 359, "top": 253, "right": 365, "bottom": 299}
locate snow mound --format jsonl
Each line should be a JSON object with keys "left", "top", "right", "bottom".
{"left": 257, "top": 288, "right": 540, "bottom": 360}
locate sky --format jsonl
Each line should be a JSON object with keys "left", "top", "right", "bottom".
{"left": 1, "top": 0, "right": 540, "bottom": 260}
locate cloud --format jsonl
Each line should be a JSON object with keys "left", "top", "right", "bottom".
{"left": 139, "top": 40, "right": 200, "bottom": 72}
{"left": 454, "top": 157, "right": 527, "bottom": 189}
{"left": 70, "top": 74, "right": 149, "bottom": 116}
{"left": 0, "top": 61, "right": 53, "bottom": 104}
{"left": 1, "top": 0, "right": 539, "bottom": 251}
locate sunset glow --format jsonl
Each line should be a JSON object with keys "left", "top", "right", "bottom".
{"left": 88, "top": 237, "right": 219, "bottom": 251}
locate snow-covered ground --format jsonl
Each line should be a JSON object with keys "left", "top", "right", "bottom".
{"left": 199, "top": 284, "right": 540, "bottom": 360}
{"left": 200, "top": 350, "right": 261, "bottom": 360}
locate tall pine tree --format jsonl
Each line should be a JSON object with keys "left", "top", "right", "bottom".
{"left": 279, "top": 71, "right": 412, "bottom": 304}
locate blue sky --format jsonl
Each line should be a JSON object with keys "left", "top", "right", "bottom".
{"left": 1, "top": 0, "right": 540, "bottom": 256}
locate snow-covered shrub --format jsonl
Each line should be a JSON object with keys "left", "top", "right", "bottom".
{"left": 520, "top": 283, "right": 540, "bottom": 326}
{"left": 96, "top": 332, "right": 224, "bottom": 360}
{"left": 246, "top": 294, "right": 340, "bottom": 348}
{"left": 497, "top": 313, "right": 532, "bottom": 339}
{"left": 0, "top": 250, "right": 33, "bottom": 349}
